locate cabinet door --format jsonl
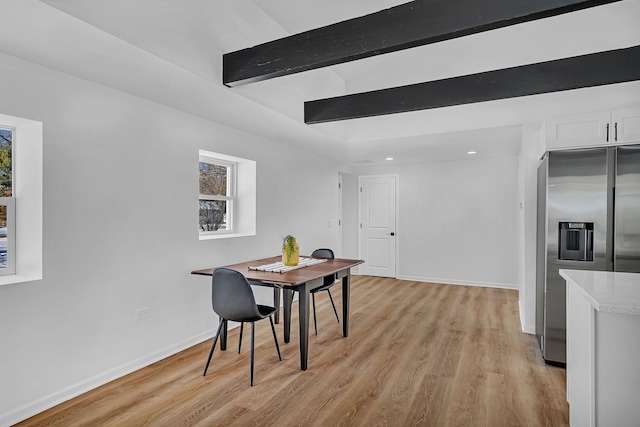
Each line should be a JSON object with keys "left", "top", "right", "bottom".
{"left": 612, "top": 107, "right": 640, "bottom": 144}
{"left": 545, "top": 110, "right": 611, "bottom": 151}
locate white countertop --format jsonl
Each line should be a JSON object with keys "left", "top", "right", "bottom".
{"left": 560, "top": 269, "right": 640, "bottom": 315}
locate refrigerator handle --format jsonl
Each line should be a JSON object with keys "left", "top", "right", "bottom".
{"left": 611, "top": 186, "right": 616, "bottom": 267}
{"left": 606, "top": 148, "right": 616, "bottom": 272}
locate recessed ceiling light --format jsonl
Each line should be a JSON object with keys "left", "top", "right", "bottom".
{"left": 385, "top": 157, "right": 394, "bottom": 161}
{"left": 467, "top": 151, "right": 477, "bottom": 155}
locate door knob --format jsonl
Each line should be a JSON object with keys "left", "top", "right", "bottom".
{"left": 388, "top": 232, "right": 395, "bottom": 236}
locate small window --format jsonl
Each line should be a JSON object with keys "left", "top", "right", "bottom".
{"left": 0, "top": 113, "right": 42, "bottom": 286}
{"left": 199, "top": 156, "right": 236, "bottom": 234}
{"left": 0, "top": 127, "right": 15, "bottom": 275}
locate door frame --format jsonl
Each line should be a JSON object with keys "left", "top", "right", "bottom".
{"left": 337, "top": 173, "right": 343, "bottom": 258}
{"left": 357, "top": 174, "right": 399, "bottom": 278}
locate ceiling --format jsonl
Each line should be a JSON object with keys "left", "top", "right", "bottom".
{"left": 3, "top": 0, "right": 640, "bottom": 166}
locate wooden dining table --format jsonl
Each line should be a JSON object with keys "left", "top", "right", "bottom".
{"left": 192, "top": 255, "right": 363, "bottom": 370}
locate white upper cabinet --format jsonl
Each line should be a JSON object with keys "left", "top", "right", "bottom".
{"left": 545, "top": 110, "right": 610, "bottom": 150}
{"left": 613, "top": 107, "right": 640, "bottom": 144}
{"left": 544, "top": 107, "right": 640, "bottom": 152}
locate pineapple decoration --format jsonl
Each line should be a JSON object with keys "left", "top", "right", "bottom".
{"left": 282, "top": 235, "right": 299, "bottom": 266}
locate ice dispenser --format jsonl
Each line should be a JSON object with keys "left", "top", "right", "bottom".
{"left": 558, "top": 222, "right": 594, "bottom": 261}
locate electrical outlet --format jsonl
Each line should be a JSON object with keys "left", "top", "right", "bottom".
{"left": 135, "top": 307, "right": 150, "bottom": 321}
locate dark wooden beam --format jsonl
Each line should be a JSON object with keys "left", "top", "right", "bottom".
{"left": 304, "top": 45, "right": 640, "bottom": 123}
{"left": 223, "top": 0, "right": 621, "bottom": 87}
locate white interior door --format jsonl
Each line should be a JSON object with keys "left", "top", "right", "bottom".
{"left": 359, "top": 175, "right": 397, "bottom": 277}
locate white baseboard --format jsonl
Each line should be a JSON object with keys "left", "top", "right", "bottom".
{"left": 1, "top": 329, "right": 219, "bottom": 427}
{"left": 397, "top": 275, "right": 518, "bottom": 290}
{"left": 519, "top": 297, "right": 536, "bottom": 334}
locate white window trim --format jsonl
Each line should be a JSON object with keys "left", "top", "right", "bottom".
{"left": 0, "top": 113, "right": 43, "bottom": 286}
{"left": 198, "top": 149, "right": 256, "bottom": 240}
{"left": 199, "top": 155, "right": 236, "bottom": 235}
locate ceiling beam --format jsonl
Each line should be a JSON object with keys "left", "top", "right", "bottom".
{"left": 223, "top": 0, "right": 621, "bottom": 87}
{"left": 304, "top": 45, "right": 640, "bottom": 124}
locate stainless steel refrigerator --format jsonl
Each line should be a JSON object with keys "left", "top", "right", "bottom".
{"left": 536, "top": 144, "right": 640, "bottom": 365}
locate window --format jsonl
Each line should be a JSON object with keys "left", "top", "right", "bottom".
{"left": 0, "top": 113, "right": 42, "bottom": 286}
{"left": 199, "top": 155, "right": 236, "bottom": 234}
{"left": 197, "top": 149, "right": 256, "bottom": 240}
{"left": 0, "top": 127, "right": 15, "bottom": 275}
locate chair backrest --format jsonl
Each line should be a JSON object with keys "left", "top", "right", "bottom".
{"left": 311, "top": 248, "right": 334, "bottom": 259}
{"left": 211, "top": 268, "right": 262, "bottom": 322}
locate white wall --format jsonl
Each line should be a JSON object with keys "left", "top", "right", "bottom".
{"left": 0, "top": 52, "right": 340, "bottom": 425}
{"left": 518, "top": 124, "right": 543, "bottom": 333}
{"left": 352, "top": 155, "right": 520, "bottom": 288}
{"left": 340, "top": 172, "right": 359, "bottom": 260}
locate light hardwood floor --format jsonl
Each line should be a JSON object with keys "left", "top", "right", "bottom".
{"left": 17, "top": 276, "right": 568, "bottom": 426}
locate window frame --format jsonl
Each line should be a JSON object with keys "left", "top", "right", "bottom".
{"left": 0, "top": 125, "right": 15, "bottom": 276}
{"left": 198, "top": 154, "right": 237, "bottom": 236}
{"left": 0, "top": 197, "right": 16, "bottom": 275}
{"left": 197, "top": 149, "right": 255, "bottom": 241}
{"left": 0, "top": 113, "right": 42, "bottom": 286}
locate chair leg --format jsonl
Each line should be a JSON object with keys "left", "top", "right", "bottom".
{"left": 269, "top": 315, "right": 282, "bottom": 361}
{"left": 238, "top": 322, "right": 244, "bottom": 354}
{"left": 273, "top": 287, "right": 281, "bottom": 324}
{"left": 327, "top": 289, "right": 340, "bottom": 323}
{"left": 312, "top": 293, "right": 318, "bottom": 335}
{"left": 250, "top": 321, "right": 255, "bottom": 386}
{"left": 203, "top": 319, "right": 225, "bottom": 376}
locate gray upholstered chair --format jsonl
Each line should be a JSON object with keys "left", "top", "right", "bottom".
{"left": 203, "top": 268, "right": 281, "bottom": 386}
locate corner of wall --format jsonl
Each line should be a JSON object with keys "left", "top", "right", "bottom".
{"left": 519, "top": 122, "right": 543, "bottom": 335}
{"left": 519, "top": 296, "right": 536, "bottom": 334}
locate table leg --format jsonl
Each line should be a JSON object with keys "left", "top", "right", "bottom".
{"left": 219, "top": 315, "right": 228, "bottom": 351}
{"left": 273, "top": 287, "right": 281, "bottom": 324}
{"left": 283, "top": 289, "right": 293, "bottom": 344}
{"left": 298, "top": 281, "right": 312, "bottom": 371}
{"left": 342, "top": 270, "right": 351, "bottom": 337}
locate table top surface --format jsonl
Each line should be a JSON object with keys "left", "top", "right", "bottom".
{"left": 192, "top": 255, "right": 363, "bottom": 286}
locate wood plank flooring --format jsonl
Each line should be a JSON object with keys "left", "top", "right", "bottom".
{"left": 17, "top": 276, "right": 568, "bottom": 426}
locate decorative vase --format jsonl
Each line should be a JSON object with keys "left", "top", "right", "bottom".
{"left": 282, "top": 235, "right": 299, "bottom": 266}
